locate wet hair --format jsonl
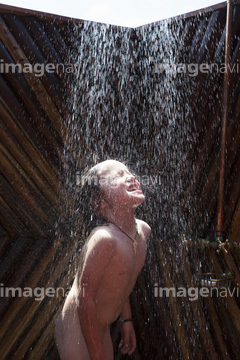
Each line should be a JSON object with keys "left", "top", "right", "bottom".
{"left": 71, "top": 159, "right": 137, "bottom": 241}
{"left": 71, "top": 164, "right": 105, "bottom": 240}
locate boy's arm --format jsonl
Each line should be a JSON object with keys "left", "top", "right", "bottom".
{"left": 119, "top": 296, "right": 132, "bottom": 319}
{"left": 118, "top": 297, "right": 136, "bottom": 355}
{"left": 77, "top": 233, "right": 116, "bottom": 360}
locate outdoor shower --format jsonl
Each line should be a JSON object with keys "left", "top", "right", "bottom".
{"left": 1, "top": 1, "right": 240, "bottom": 359}
{"left": 183, "top": 0, "right": 240, "bottom": 289}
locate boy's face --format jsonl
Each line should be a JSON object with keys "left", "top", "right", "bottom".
{"left": 97, "top": 160, "right": 145, "bottom": 210}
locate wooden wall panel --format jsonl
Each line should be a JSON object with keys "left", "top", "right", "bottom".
{"left": 0, "top": 2, "right": 240, "bottom": 360}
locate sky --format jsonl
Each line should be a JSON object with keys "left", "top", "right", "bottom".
{"left": 1, "top": 0, "right": 222, "bottom": 27}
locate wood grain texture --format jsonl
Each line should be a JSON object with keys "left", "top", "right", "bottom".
{"left": 0, "top": 3, "right": 240, "bottom": 359}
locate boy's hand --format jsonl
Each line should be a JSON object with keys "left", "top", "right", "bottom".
{"left": 118, "top": 321, "right": 136, "bottom": 355}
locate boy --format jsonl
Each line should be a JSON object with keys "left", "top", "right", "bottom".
{"left": 55, "top": 160, "right": 151, "bottom": 359}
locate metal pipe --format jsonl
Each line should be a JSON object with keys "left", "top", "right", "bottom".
{"left": 216, "top": 0, "right": 233, "bottom": 240}
{"left": 182, "top": 238, "right": 240, "bottom": 254}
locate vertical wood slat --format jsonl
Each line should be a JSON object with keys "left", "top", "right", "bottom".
{"left": 0, "top": 236, "right": 10, "bottom": 258}
{"left": 203, "top": 296, "right": 232, "bottom": 360}
{"left": 0, "top": 3, "right": 237, "bottom": 355}
{"left": 22, "top": 17, "right": 73, "bottom": 83}
{"left": 0, "top": 239, "right": 45, "bottom": 317}
{"left": 209, "top": 250, "right": 240, "bottom": 339}
{"left": 228, "top": 195, "right": 240, "bottom": 243}
{"left": 13, "top": 243, "right": 81, "bottom": 360}
{"left": 179, "top": 245, "right": 220, "bottom": 360}
{"left": 0, "top": 173, "right": 48, "bottom": 238}
{"left": 0, "top": 237, "right": 76, "bottom": 359}
{"left": 166, "top": 10, "right": 225, "bottom": 216}
{"left": 0, "top": 142, "right": 54, "bottom": 227}
{"left": 3, "top": 15, "right": 75, "bottom": 129}
{"left": 0, "top": 71, "right": 65, "bottom": 175}
{"left": 162, "top": 243, "right": 204, "bottom": 360}
{"left": 0, "top": 238, "right": 56, "bottom": 342}
{"left": 199, "top": 249, "right": 240, "bottom": 359}
{"left": 0, "top": 108, "right": 68, "bottom": 213}
{"left": 130, "top": 276, "right": 165, "bottom": 360}
{"left": 0, "top": 16, "right": 86, "bottom": 170}
{"left": 222, "top": 252, "right": 240, "bottom": 289}
{"left": 155, "top": 240, "right": 192, "bottom": 360}
{"left": 146, "top": 240, "right": 181, "bottom": 359}
{"left": 184, "top": 244, "right": 240, "bottom": 359}
{"left": 0, "top": 14, "right": 107, "bottom": 170}
{"left": 0, "top": 194, "right": 28, "bottom": 237}
{"left": 0, "top": 97, "right": 71, "bottom": 207}
{"left": 187, "top": 246, "right": 232, "bottom": 360}
{"left": 0, "top": 16, "right": 65, "bottom": 136}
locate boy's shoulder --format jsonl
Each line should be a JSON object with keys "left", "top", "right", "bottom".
{"left": 82, "top": 225, "right": 118, "bottom": 260}
{"left": 136, "top": 219, "right": 151, "bottom": 238}
{"left": 87, "top": 224, "right": 117, "bottom": 247}
{"left": 90, "top": 223, "right": 112, "bottom": 236}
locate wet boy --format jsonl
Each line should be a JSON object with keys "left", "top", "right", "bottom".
{"left": 55, "top": 160, "right": 151, "bottom": 360}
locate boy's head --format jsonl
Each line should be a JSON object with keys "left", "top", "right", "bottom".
{"left": 73, "top": 160, "right": 144, "bottom": 236}
{"left": 95, "top": 160, "right": 145, "bottom": 211}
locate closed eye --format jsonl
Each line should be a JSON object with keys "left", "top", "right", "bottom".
{"left": 111, "top": 169, "right": 132, "bottom": 179}
{"left": 112, "top": 170, "right": 124, "bottom": 177}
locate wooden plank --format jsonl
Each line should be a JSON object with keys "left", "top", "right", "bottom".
{"left": 0, "top": 16, "right": 65, "bottom": 138}
{"left": 169, "top": 242, "right": 213, "bottom": 360}
{"left": 199, "top": 248, "right": 240, "bottom": 358}
{"left": 0, "top": 64, "right": 65, "bottom": 173}
{"left": 204, "top": 296, "right": 232, "bottom": 360}
{"left": 0, "top": 236, "right": 10, "bottom": 258}
{"left": 0, "top": 225, "right": 7, "bottom": 238}
{"left": 155, "top": 240, "right": 192, "bottom": 360}
{"left": 4, "top": 15, "right": 70, "bottom": 109}
{"left": 0, "top": 120, "right": 61, "bottom": 210}
{"left": 0, "top": 195, "right": 27, "bottom": 238}
{"left": 0, "top": 16, "right": 88, "bottom": 169}
{"left": 189, "top": 246, "right": 232, "bottom": 360}
{"left": 8, "top": 241, "right": 78, "bottom": 359}
{"left": 0, "top": 238, "right": 47, "bottom": 316}
{"left": 0, "top": 174, "right": 48, "bottom": 238}
{"left": 180, "top": 244, "right": 225, "bottom": 360}
{"left": 210, "top": 249, "right": 240, "bottom": 338}
{"left": 0, "top": 237, "right": 74, "bottom": 358}
{"left": 0, "top": 238, "right": 59, "bottom": 339}
{"left": 224, "top": 157, "right": 240, "bottom": 237}
{"left": 26, "top": 17, "right": 73, "bottom": 73}
{"left": 0, "top": 96, "right": 72, "bottom": 209}
{"left": 222, "top": 251, "right": 240, "bottom": 291}
{"left": 0, "top": 142, "right": 55, "bottom": 227}
{"left": 130, "top": 276, "right": 165, "bottom": 360}
{"left": 28, "top": 253, "right": 82, "bottom": 359}
{"left": 0, "top": 112, "right": 74, "bottom": 221}
{"left": 144, "top": 240, "right": 181, "bottom": 359}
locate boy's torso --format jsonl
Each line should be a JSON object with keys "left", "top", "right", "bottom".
{"left": 62, "top": 220, "right": 149, "bottom": 328}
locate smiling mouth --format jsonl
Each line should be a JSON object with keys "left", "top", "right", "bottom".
{"left": 127, "top": 186, "right": 142, "bottom": 193}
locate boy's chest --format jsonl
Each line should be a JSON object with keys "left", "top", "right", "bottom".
{"left": 109, "top": 236, "right": 147, "bottom": 280}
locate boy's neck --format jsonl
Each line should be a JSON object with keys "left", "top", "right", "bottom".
{"left": 104, "top": 209, "right": 137, "bottom": 233}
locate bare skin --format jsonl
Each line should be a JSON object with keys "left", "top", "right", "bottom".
{"left": 55, "top": 160, "right": 151, "bottom": 360}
